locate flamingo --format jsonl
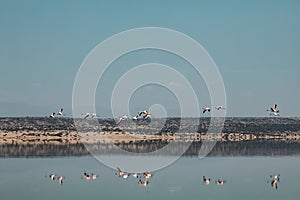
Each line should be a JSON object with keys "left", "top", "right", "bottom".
{"left": 57, "top": 108, "right": 64, "bottom": 116}
{"left": 49, "top": 112, "right": 55, "bottom": 118}
{"left": 133, "top": 110, "right": 151, "bottom": 119}
{"left": 116, "top": 167, "right": 125, "bottom": 177}
{"left": 202, "top": 176, "right": 211, "bottom": 184}
{"left": 267, "top": 104, "right": 279, "bottom": 115}
{"left": 215, "top": 179, "right": 226, "bottom": 185}
{"left": 215, "top": 106, "right": 226, "bottom": 110}
{"left": 138, "top": 179, "right": 149, "bottom": 187}
{"left": 131, "top": 173, "right": 139, "bottom": 179}
{"left": 202, "top": 107, "right": 211, "bottom": 114}
{"left": 116, "top": 167, "right": 130, "bottom": 179}
{"left": 144, "top": 113, "right": 151, "bottom": 119}
{"left": 270, "top": 174, "right": 280, "bottom": 181}
{"left": 91, "top": 113, "right": 98, "bottom": 118}
{"left": 82, "top": 171, "right": 90, "bottom": 180}
{"left": 47, "top": 173, "right": 55, "bottom": 180}
{"left": 57, "top": 176, "right": 64, "bottom": 185}
{"left": 143, "top": 172, "right": 153, "bottom": 179}
{"left": 91, "top": 173, "right": 98, "bottom": 180}
{"left": 121, "top": 173, "right": 130, "bottom": 179}
{"left": 82, "top": 113, "right": 90, "bottom": 119}
{"left": 270, "top": 112, "right": 280, "bottom": 116}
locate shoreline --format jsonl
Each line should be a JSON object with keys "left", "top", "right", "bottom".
{"left": 1, "top": 130, "right": 300, "bottom": 145}
{"left": 1, "top": 117, "right": 300, "bottom": 145}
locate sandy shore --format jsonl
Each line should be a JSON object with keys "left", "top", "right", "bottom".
{"left": 1, "top": 130, "right": 300, "bottom": 145}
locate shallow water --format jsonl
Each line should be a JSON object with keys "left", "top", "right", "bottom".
{"left": 1, "top": 140, "right": 300, "bottom": 157}
{"left": 0, "top": 156, "right": 299, "bottom": 200}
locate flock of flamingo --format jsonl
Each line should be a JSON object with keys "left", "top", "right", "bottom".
{"left": 48, "top": 104, "right": 280, "bottom": 120}
{"left": 45, "top": 169, "right": 280, "bottom": 190}
{"left": 115, "top": 167, "right": 153, "bottom": 187}
{"left": 202, "top": 174, "right": 280, "bottom": 190}
{"left": 45, "top": 104, "right": 282, "bottom": 191}
{"left": 45, "top": 167, "right": 152, "bottom": 187}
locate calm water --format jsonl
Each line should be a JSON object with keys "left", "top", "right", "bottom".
{"left": 0, "top": 155, "right": 299, "bottom": 200}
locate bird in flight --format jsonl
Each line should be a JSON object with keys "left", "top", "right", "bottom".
{"left": 202, "top": 107, "right": 211, "bottom": 114}
{"left": 267, "top": 104, "right": 280, "bottom": 116}
{"left": 215, "top": 106, "right": 226, "bottom": 110}
{"left": 133, "top": 110, "right": 151, "bottom": 119}
{"left": 81, "top": 113, "right": 99, "bottom": 119}
{"left": 82, "top": 113, "right": 90, "bottom": 119}
{"left": 57, "top": 108, "right": 65, "bottom": 116}
{"left": 49, "top": 112, "right": 56, "bottom": 118}
{"left": 90, "top": 113, "right": 98, "bottom": 118}
{"left": 47, "top": 173, "right": 56, "bottom": 180}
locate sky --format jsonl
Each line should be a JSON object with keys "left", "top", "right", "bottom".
{"left": 0, "top": 0, "right": 299, "bottom": 117}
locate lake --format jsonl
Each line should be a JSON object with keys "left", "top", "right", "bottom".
{"left": 0, "top": 148, "right": 299, "bottom": 199}
{"left": 1, "top": 117, "right": 300, "bottom": 199}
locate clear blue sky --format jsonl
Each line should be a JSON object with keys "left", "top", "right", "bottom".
{"left": 0, "top": 0, "right": 299, "bottom": 117}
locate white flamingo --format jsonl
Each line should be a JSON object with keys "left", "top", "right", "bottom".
{"left": 57, "top": 176, "right": 64, "bottom": 185}
{"left": 202, "top": 176, "right": 211, "bottom": 184}
{"left": 270, "top": 174, "right": 280, "bottom": 181}
{"left": 131, "top": 173, "right": 139, "bottom": 179}
{"left": 133, "top": 110, "right": 151, "bottom": 119}
{"left": 57, "top": 108, "right": 64, "bottom": 116}
{"left": 202, "top": 107, "right": 211, "bottom": 114}
{"left": 82, "top": 171, "right": 90, "bottom": 180}
{"left": 215, "top": 106, "right": 226, "bottom": 110}
{"left": 267, "top": 104, "right": 280, "bottom": 116}
{"left": 91, "top": 173, "right": 98, "bottom": 180}
{"left": 270, "top": 112, "right": 280, "bottom": 116}
{"left": 47, "top": 173, "right": 55, "bottom": 180}
{"left": 49, "top": 112, "right": 55, "bottom": 118}
{"left": 82, "top": 113, "right": 90, "bottom": 119}
{"left": 91, "top": 113, "right": 98, "bottom": 118}
{"left": 215, "top": 179, "right": 226, "bottom": 185}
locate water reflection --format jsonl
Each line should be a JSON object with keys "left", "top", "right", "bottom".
{"left": 115, "top": 167, "right": 153, "bottom": 187}
{"left": 81, "top": 171, "right": 99, "bottom": 180}
{"left": 1, "top": 139, "right": 300, "bottom": 157}
{"left": 2, "top": 117, "right": 300, "bottom": 199}
{"left": 0, "top": 156, "right": 299, "bottom": 200}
